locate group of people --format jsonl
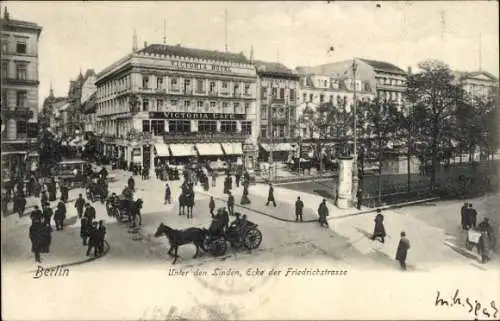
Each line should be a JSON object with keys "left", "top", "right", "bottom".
{"left": 80, "top": 204, "right": 106, "bottom": 257}
{"left": 460, "top": 202, "right": 494, "bottom": 264}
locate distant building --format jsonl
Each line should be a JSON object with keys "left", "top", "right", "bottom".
{"left": 1, "top": 7, "right": 42, "bottom": 180}
{"left": 255, "top": 60, "right": 300, "bottom": 162}
{"left": 452, "top": 70, "right": 499, "bottom": 101}
{"left": 81, "top": 91, "right": 96, "bottom": 136}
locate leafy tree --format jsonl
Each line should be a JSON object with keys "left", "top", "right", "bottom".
{"left": 38, "top": 128, "right": 62, "bottom": 176}
{"left": 406, "top": 60, "right": 465, "bottom": 188}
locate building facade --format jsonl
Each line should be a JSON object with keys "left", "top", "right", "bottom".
{"left": 95, "top": 43, "right": 258, "bottom": 171}
{"left": 255, "top": 60, "right": 300, "bottom": 162}
{"left": 82, "top": 92, "right": 96, "bottom": 135}
{"left": 1, "top": 8, "right": 42, "bottom": 181}
{"left": 452, "top": 70, "right": 499, "bottom": 101}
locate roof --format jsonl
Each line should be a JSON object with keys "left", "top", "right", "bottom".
{"left": 453, "top": 70, "right": 498, "bottom": 82}
{"left": 254, "top": 60, "right": 298, "bottom": 78}
{"left": 357, "top": 58, "right": 406, "bottom": 75}
{"left": 0, "top": 18, "right": 42, "bottom": 32}
{"left": 84, "top": 69, "right": 96, "bottom": 79}
{"left": 138, "top": 44, "right": 250, "bottom": 64}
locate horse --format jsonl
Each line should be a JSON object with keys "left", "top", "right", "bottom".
{"left": 178, "top": 192, "right": 195, "bottom": 217}
{"left": 128, "top": 198, "right": 143, "bottom": 227}
{"left": 154, "top": 223, "right": 208, "bottom": 264}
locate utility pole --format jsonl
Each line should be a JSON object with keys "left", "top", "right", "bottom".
{"left": 352, "top": 59, "right": 359, "bottom": 207}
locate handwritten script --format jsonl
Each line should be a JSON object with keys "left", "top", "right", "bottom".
{"left": 435, "top": 289, "right": 498, "bottom": 319}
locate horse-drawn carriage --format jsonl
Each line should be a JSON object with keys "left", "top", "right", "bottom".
{"left": 178, "top": 180, "right": 195, "bottom": 217}
{"left": 85, "top": 178, "right": 108, "bottom": 203}
{"left": 106, "top": 191, "right": 143, "bottom": 225}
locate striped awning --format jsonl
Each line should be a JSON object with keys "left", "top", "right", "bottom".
{"left": 154, "top": 143, "right": 170, "bottom": 157}
{"left": 196, "top": 143, "right": 223, "bottom": 156}
{"left": 260, "top": 143, "right": 294, "bottom": 152}
{"left": 221, "top": 143, "right": 243, "bottom": 155}
{"left": 169, "top": 144, "right": 196, "bottom": 157}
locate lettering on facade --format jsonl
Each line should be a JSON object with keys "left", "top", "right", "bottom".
{"left": 170, "top": 61, "right": 232, "bottom": 73}
{"left": 148, "top": 112, "right": 246, "bottom": 120}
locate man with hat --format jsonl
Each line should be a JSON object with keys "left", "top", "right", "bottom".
{"left": 209, "top": 196, "right": 216, "bottom": 218}
{"left": 54, "top": 201, "right": 67, "bottom": 231}
{"left": 395, "top": 231, "right": 411, "bottom": 271}
{"left": 84, "top": 203, "right": 96, "bottom": 224}
{"left": 295, "top": 196, "right": 304, "bottom": 222}
{"left": 86, "top": 221, "right": 99, "bottom": 257}
{"left": 460, "top": 202, "right": 469, "bottom": 230}
{"left": 227, "top": 192, "right": 235, "bottom": 216}
{"left": 42, "top": 203, "right": 53, "bottom": 230}
{"left": 29, "top": 217, "right": 45, "bottom": 263}
{"left": 468, "top": 203, "right": 478, "bottom": 228}
{"left": 97, "top": 220, "right": 106, "bottom": 255}
{"left": 317, "top": 199, "right": 329, "bottom": 227}
{"left": 164, "top": 183, "right": 171, "bottom": 205}
{"left": 371, "top": 209, "right": 386, "bottom": 243}
{"left": 75, "top": 193, "right": 86, "bottom": 218}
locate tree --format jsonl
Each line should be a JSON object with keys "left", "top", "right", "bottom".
{"left": 38, "top": 128, "right": 62, "bottom": 176}
{"left": 406, "top": 60, "right": 465, "bottom": 188}
{"left": 358, "top": 98, "right": 403, "bottom": 202}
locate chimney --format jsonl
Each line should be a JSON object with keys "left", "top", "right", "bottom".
{"left": 407, "top": 66, "right": 412, "bottom": 76}
{"left": 144, "top": 41, "right": 148, "bottom": 48}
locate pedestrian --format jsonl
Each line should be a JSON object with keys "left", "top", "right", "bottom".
{"left": 356, "top": 188, "right": 363, "bottom": 210}
{"left": 60, "top": 183, "right": 69, "bottom": 203}
{"left": 75, "top": 193, "right": 86, "bottom": 218}
{"left": 243, "top": 171, "right": 250, "bottom": 185}
{"left": 227, "top": 192, "right": 235, "bottom": 216}
{"left": 48, "top": 178, "right": 57, "bottom": 201}
{"left": 295, "top": 196, "right": 304, "bottom": 222}
{"left": 460, "top": 202, "right": 469, "bottom": 230}
{"left": 318, "top": 199, "right": 329, "bottom": 227}
{"left": 42, "top": 204, "right": 53, "bottom": 230}
{"left": 97, "top": 220, "right": 106, "bottom": 255}
{"left": 235, "top": 172, "right": 241, "bottom": 188}
{"left": 371, "top": 209, "right": 386, "bottom": 243}
{"left": 477, "top": 230, "right": 491, "bottom": 264}
{"left": 34, "top": 178, "right": 41, "bottom": 198}
{"left": 164, "top": 183, "right": 171, "bottom": 205}
{"left": 468, "top": 203, "right": 477, "bottom": 228}
{"left": 209, "top": 196, "right": 215, "bottom": 218}
{"left": 266, "top": 183, "right": 276, "bottom": 207}
{"left": 80, "top": 217, "right": 90, "bottom": 245}
{"left": 128, "top": 176, "right": 135, "bottom": 192}
{"left": 395, "top": 231, "right": 410, "bottom": 271}
{"left": 17, "top": 193, "right": 27, "bottom": 216}
{"left": 240, "top": 181, "right": 251, "bottom": 205}
{"left": 29, "top": 218, "right": 45, "bottom": 263}
{"left": 83, "top": 203, "right": 96, "bottom": 223}
{"left": 30, "top": 205, "right": 43, "bottom": 222}
{"left": 86, "top": 221, "right": 99, "bottom": 257}
{"left": 54, "top": 201, "right": 66, "bottom": 231}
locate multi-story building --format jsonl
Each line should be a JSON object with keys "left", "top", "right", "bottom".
{"left": 1, "top": 8, "right": 42, "bottom": 181}
{"left": 452, "top": 70, "right": 499, "bottom": 101}
{"left": 82, "top": 92, "right": 96, "bottom": 136}
{"left": 40, "top": 85, "right": 66, "bottom": 130}
{"left": 255, "top": 60, "right": 299, "bottom": 162}
{"left": 51, "top": 99, "right": 69, "bottom": 139}
{"left": 95, "top": 42, "right": 258, "bottom": 171}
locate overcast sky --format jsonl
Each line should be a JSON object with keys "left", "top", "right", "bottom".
{"left": 4, "top": 1, "right": 499, "bottom": 107}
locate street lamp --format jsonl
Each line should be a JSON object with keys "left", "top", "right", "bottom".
{"left": 352, "top": 59, "right": 359, "bottom": 207}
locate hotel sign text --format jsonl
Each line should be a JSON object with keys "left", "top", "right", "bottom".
{"left": 149, "top": 112, "right": 245, "bottom": 120}
{"left": 170, "top": 61, "right": 232, "bottom": 73}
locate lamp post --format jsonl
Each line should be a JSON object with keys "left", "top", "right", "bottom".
{"left": 352, "top": 59, "right": 359, "bottom": 207}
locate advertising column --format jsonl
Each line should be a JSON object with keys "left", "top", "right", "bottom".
{"left": 337, "top": 157, "right": 354, "bottom": 209}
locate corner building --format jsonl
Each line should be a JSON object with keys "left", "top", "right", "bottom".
{"left": 95, "top": 44, "right": 258, "bottom": 171}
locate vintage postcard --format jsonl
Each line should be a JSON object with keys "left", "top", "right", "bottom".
{"left": 1, "top": 1, "right": 499, "bottom": 320}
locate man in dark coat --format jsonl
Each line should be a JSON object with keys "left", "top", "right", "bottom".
{"left": 227, "top": 192, "right": 235, "bottom": 216}
{"left": 460, "top": 202, "right": 469, "bottom": 230}
{"left": 243, "top": 171, "right": 250, "bottom": 184}
{"left": 164, "top": 183, "right": 171, "bottom": 205}
{"left": 40, "top": 222, "right": 52, "bottom": 254}
{"left": 41, "top": 190, "right": 48, "bottom": 208}
{"left": 468, "top": 203, "right": 477, "bottom": 228}
{"left": 477, "top": 230, "right": 491, "bottom": 264}
{"left": 356, "top": 188, "right": 363, "bottom": 210}
{"left": 30, "top": 205, "right": 43, "bottom": 222}
{"left": 128, "top": 176, "right": 135, "bottom": 192}
{"left": 60, "top": 183, "right": 69, "bottom": 203}
{"left": 295, "top": 196, "right": 304, "bottom": 222}
{"left": 318, "top": 199, "right": 329, "bottom": 227}
{"left": 29, "top": 218, "right": 45, "bottom": 263}
{"left": 54, "top": 201, "right": 66, "bottom": 231}
{"left": 97, "top": 220, "right": 106, "bottom": 255}
{"left": 266, "top": 183, "right": 276, "bottom": 207}
{"left": 83, "top": 203, "right": 96, "bottom": 223}
{"left": 86, "top": 222, "right": 99, "bottom": 257}
{"left": 240, "top": 181, "right": 251, "bottom": 205}
{"left": 235, "top": 172, "right": 241, "bottom": 188}
{"left": 371, "top": 209, "right": 386, "bottom": 243}
{"left": 75, "top": 194, "right": 86, "bottom": 218}
{"left": 100, "top": 167, "right": 108, "bottom": 180}
{"left": 209, "top": 196, "right": 216, "bottom": 218}
{"left": 80, "top": 217, "right": 91, "bottom": 245}
{"left": 395, "top": 231, "right": 410, "bottom": 271}
{"left": 42, "top": 204, "right": 53, "bottom": 230}
{"left": 48, "top": 178, "right": 57, "bottom": 201}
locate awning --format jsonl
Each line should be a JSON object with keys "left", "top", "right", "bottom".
{"left": 169, "top": 144, "right": 196, "bottom": 157}
{"left": 154, "top": 143, "right": 170, "bottom": 157}
{"left": 221, "top": 143, "right": 243, "bottom": 155}
{"left": 196, "top": 143, "right": 223, "bottom": 156}
{"left": 259, "top": 143, "right": 293, "bottom": 152}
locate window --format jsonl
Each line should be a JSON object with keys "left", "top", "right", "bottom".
{"left": 233, "top": 102, "right": 240, "bottom": 113}
{"left": 329, "top": 95, "right": 333, "bottom": 102}
{"left": 220, "top": 120, "right": 237, "bottom": 133}
{"left": 184, "top": 100, "right": 191, "bottom": 108}
{"left": 16, "top": 41, "right": 27, "bottom": 54}
{"left": 209, "top": 81, "right": 216, "bottom": 93}
{"left": 197, "top": 101, "right": 203, "bottom": 108}
{"left": 142, "top": 75, "right": 149, "bottom": 88}
{"left": 27, "top": 122, "right": 38, "bottom": 138}
{"left": 157, "top": 77, "right": 163, "bottom": 89}
{"left": 320, "top": 94, "right": 324, "bottom": 103}
{"left": 210, "top": 101, "right": 216, "bottom": 108}
{"left": 157, "top": 99, "right": 164, "bottom": 110}
{"left": 151, "top": 120, "right": 165, "bottom": 136}
{"left": 289, "top": 89, "right": 295, "bottom": 101}
{"left": 171, "top": 78, "right": 178, "bottom": 86}
{"left": 171, "top": 100, "right": 178, "bottom": 106}
{"left": 222, "top": 81, "right": 228, "bottom": 89}
{"left": 1, "top": 39, "right": 7, "bottom": 53}
{"left": 303, "top": 93, "right": 307, "bottom": 102}
{"left": 168, "top": 120, "right": 191, "bottom": 133}
{"left": 279, "top": 88, "right": 285, "bottom": 99}
{"left": 244, "top": 103, "right": 250, "bottom": 114}
{"left": 244, "top": 83, "right": 250, "bottom": 95}
{"left": 16, "top": 91, "right": 27, "bottom": 108}
{"left": 142, "top": 99, "right": 149, "bottom": 111}
{"left": 142, "top": 120, "right": 150, "bottom": 133}
{"left": 279, "top": 125, "right": 285, "bottom": 137}
{"left": 15, "top": 63, "right": 27, "bottom": 80}
{"left": 16, "top": 120, "right": 27, "bottom": 134}
{"left": 241, "top": 121, "right": 252, "bottom": 135}
{"left": 261, "top": 87, "right": 267, "bottom": 99}
{"left": 309, "top": 93, "right": 313, "bottom": 102}
{"left": 233, "top": 84, "right": 239, "bottom": 95}
{"left": 196, "top": 79, "right": 204, "bottom": 93}
{"left": 184, "top": 79, "right": 191, "bottom": 91}
{"left": 272, "top": 88, "right": 277, "bottom": 97}
{"left": 1, "top": 61, "right": 7, "bottom": 78}
{"left": 198, "top": 120, "right": 217, "bottom": 133}
{"left": 261, "top": 105, "right": 267, "bottom": 120}
{"left": 222, "top": 102, "right": 228, "bottom": 112}
{"left": 290, "top": 106, "right": 295, "bottom": 119}
{"left": 260, "top": 126, "right": 267, "bottom": 138}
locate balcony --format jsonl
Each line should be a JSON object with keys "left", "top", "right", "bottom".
{"left": 272, "top": 97, "right": 285, "bottom": 103}
{"left": 208, "top": 91, "right": 218, "bottom": 97}
{"left": 169, "top": 87, "right": 182, "bottom": 94}
{"left": 163, "top": 132, "right": 249, "bottom": 144}
{"left": 258, "top": 136, "right": 298, "bottom": 144}
{"left": 220, "top": 91, "right": 230, "bottom": 97}
{"left": 1, "top": 107, "right": 34, "bottom": 118}
{"left": 155, "top": 88, "right": 166, "bottom": 94}
{"left": 184, "top": 88, "right": 193, "bottom": 95}
{"left": 233, "top": 92, "right": 242, "bottom": 98}
{"left": 4, "top": 77, "right": 40, "bottom": 86}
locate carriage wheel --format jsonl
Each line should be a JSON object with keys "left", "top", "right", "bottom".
{"left": 243, "top": 228, "right": 263, "bottom": 250}
{"left": 208, "top": 238, "right": 228, "bottom": 257}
